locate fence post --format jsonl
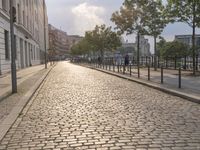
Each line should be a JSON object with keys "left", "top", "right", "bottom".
{"left": 109, "top": 58, "right": 111, "bottom": 71}
{"left": 161, "top": 66, "right": 164, "bottom": 84}
{"left": 179, "top": 67, "right": 181, "bottom": 88}
{"left": 106, "top": 59, "right": 108, "bottom": 70}
{"left": 123, "top": 64, "right": 125, "bottom": 74}
{"left": 113, "top": 59, "right": 115, "bottom": 72}
{"left": 118, "top": 64, "right": 119, "bottom": 73}
{"left": 148, "top": 65, "right": 150, "bottom": 81}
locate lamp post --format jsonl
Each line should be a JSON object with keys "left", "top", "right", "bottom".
{"left": 43, "top": 0, "right": 47, "bottom": 69}
{"left": 0, "top": 54, "right": 2, "bottom": 75}
{"left": 10, "top": 0, "right": 17, "bottom": 93}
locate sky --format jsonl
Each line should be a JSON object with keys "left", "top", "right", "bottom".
{"left": 46, "top": 0, "right": 200, "bottom": 53}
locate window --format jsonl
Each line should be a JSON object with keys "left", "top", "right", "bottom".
{"left": 2, "top": 0, "right": 7, "bottom": 11}
{"left": 4, "top": 30, "right": 10, "bottom": 60}
{"left": 18, "top": 4, "right": 21, "bottom": 23}
{"left": 23, "top": 11, "right": 25, "bottom": 26}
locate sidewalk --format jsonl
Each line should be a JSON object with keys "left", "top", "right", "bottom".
{"left": 84, "top": 64, "right": 200, "bottom": 104}
{"left": 0, "top": 63, "right": 55, "bottom": 140}
{"left": 0, "top": 64, "right": 49, "bottom": 100}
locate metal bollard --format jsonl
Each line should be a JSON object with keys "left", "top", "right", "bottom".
{"left": 161, "top": 66, "right": 164, "bottom": 84}
{"left": 113, "top": 63, "right": 115, "bottom": 72}
{"left": 179, "top": 67, "right": 181, "bottom": 88}
{"left": 138, "top": 66, "right": 140, "bottom": 78}
{"left": 109, "top": 61, "right": 111, "bottom": 71}
{"left": 130, "top": 64, "right": 132, "bottom": 76}
{"left": 118, "top": 65, "right": 119, "bottom": 73}
{"left": 123, "top": 64, "right": 125, "bottom": 74}
{"left": 148, "top": 65, "right": 150, "bottom": 81}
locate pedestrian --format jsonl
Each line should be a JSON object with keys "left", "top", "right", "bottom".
{"left": 125, "top": 54, "right": 129, "bottom": 71}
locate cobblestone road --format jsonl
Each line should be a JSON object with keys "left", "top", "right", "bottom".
{"left": 0, "top": 62, "right": 200, "bottom": 150}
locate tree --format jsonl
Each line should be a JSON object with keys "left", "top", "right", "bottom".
{"left": 85, "top": 24, "right": 122, "bottom": 60}
{"left": 142, "top": 0, "right": 169, "bottom": 70}
{"left": 159, "top": 41, "right": 190, "bottom": 58}
{"left": 111, "top": 0, "right": 147, "bottom": 77}
{"left": 71, "top": 24, "right": 121, "bottom": 60}
{"left": 70, "top": 39, "right": 90, "bottom": 56}
{"left": 167, "top": 0, "right": 200, "bottom": 75}
{"left": 157, "top": 37, "right": 166, "bottom": 58}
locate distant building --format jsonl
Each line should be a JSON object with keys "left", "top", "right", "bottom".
{"left": 175, "top": 35, "right": 200, "bottom": 55}
{"left": 48, "top": 24, "right": 70, "bottom": 60}
{"left": 48, "top": 24, "right": 83, "bottom": 60}
{"left": 0, "top": 0, "right": 48, "bottom": 75}
{"left": 175, "top": 35, "right": 200, "bottom": 47}
{"left": 67, "top": 35, "right": 83, "bottom": 49}
{"left": 116, "top": 35, "right": 151, "bottom": 57}
{"left": 135, "top": 35, "right": 151, "bottom": 56}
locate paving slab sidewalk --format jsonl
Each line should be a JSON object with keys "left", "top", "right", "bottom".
{"left": 0, "top": 63, "right": 55, "bottom": 141}
{"left": 83, "top": 64, "right": 200, "bottom": 104}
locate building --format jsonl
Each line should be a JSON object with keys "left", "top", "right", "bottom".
{"left": 135, "top": 35, "right": 151, "bottom": 56}
{"left": 48, "top": 24, "right": 83, "bottom": 60}
{"left": 116, "top": 35, "right": 151, "bottom": 57}
{"left": 67, "top": 35, "right": 83, "bottom": 49}
{"left": 0, "top": 0, "right": 48, "bottom": 75}
{"left": 175, "top": 34, "right": 200, "bottom": 55}
{"left": 48, "top": 24, "right": 70, "bottom": 60}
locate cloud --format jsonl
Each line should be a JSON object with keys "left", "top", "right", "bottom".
{"left": 71, "top": 2, "right": 105, "bottom": 35}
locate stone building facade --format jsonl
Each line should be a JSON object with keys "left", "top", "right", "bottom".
{"left": 48, "top": 24, "right": 82, "bottom": 60}
{"left": 0, "top": 0, "right": 48, "bottom": 75}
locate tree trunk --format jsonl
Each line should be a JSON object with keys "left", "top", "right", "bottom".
{"left": 154, "top": 36, "right": 157, "bottom": 71}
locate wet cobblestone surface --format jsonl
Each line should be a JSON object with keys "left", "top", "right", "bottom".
{"left": 0, "top": 62, "right": 200, "bottom": 150}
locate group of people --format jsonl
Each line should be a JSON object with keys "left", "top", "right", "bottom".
{"left": 116, "top": 54, "right": 129, "bottom": 66}
{"left": 97, "top": 54, "right": 130, "bottom": 66}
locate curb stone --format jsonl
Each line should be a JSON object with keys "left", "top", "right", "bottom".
{"left": 80, "top": 64, "right": 200, "bottom": 104}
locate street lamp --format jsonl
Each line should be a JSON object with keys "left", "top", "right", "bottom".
{"left": 43, "top": 0, "right": 47, "bottom": 69}
{"left": 10, "top": 0, "right": 17, "bottom": 93}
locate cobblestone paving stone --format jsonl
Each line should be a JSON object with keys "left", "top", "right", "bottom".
{"left": 0, "top": 62, "right": 200, "bottom": 150}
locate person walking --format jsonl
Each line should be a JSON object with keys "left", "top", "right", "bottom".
{"left": 125, "top": 54, "right": 129, "bottom": 71}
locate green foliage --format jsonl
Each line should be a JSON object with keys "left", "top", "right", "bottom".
{"left": 167, "top": 0, "right": 200, "bottom": 74}
{"left": 167, "top": 0, "right": 200, "bottom": 28}
{"left": 142, "top": 0, "right": 168, "bottom": 38}
{"left": 70, "top": 39, "right": 90, "bottom": 56}
{"left": 70, "top": 24, "right": 121, "bottom": 57}
{"left": 159, "top": 41, "right": 190, "bottom": 58}
{"left": 111, "top": 0, "right": 146, "bottom": 35}
{"left": 157, "top": 37, "right": 166, "bottom": 57}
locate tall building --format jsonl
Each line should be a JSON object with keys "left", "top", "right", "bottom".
{"left": 0, "top": 0, "right": 48, "bottom": 75}
{"left": 48, "top": 24, "right": 83, "bottom": 60}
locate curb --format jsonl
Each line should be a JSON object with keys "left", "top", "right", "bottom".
{"left": 0, "top": 64, "right": 55, "bottom": 141}
{"left": 84, "top": 65, "right": 200, "bottom": 104}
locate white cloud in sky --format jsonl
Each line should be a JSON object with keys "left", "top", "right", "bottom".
{"left": 46, "top": 0, "right": 200, "bottom": 53}
{"left": 71, "top": 2, "right": 105, "bottom": 35}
